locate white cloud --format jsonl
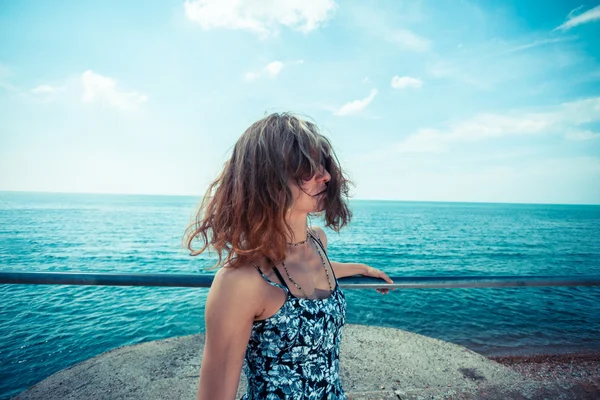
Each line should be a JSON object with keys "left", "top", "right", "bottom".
{"left": 81, "top": 70, "right": 147, "bottom": 110}
{"left": 558, "top": 96, "right": 600, "bottom": 124}
{"left": 265, "top": 61, "right": 284, "bottom": 76}
{"left": 394, "top": 97, "right": 600, "bottom": 153}
{"left": 555, "top": 5, "right": 600, "bottom": 31}
{"left": 565, "top": 130, "right": 600, "bottom": 141}
{"left": 184, "top": 0, "right": 337, "bottom": 37}
{"left": 568, "top": 5, "right": 585, "bottom": 19}
{"left": 31, "top": 85, "right": 63, "bottom": 94}
{"left": 244, "top": 72, "right": 260, "bottom": 81}
{"left": 334, "top": 89, "right": 378, "bottom": 116}
{"left": 391, "top": 75, "right": 422, "bottom": 89}
{"left": 244, "top": 60, "right": 302, "bottom": 81}
{"left": 387, "top": 29, "right": 430, "bottom": 52}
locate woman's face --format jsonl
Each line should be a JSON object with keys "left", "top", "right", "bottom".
{"left": 289, "top": 164, "right": 331, "bottom": 214}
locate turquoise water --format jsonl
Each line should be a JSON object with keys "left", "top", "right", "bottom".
{"left": 1, "top": 191, "right": 599, "bottom": 399}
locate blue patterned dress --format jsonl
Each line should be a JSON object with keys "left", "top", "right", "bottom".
{"left": 242, "top": 232, "right": 347, "bottom": 400}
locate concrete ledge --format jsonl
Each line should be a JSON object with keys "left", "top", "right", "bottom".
{"left": 15, "top": 324, "right": 536, "bottom": 399}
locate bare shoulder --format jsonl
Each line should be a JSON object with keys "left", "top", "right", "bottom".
{"left": 200, "top": 264, "right": 262, "bottom": 397}
{"left": 310, "top": 226, "right": 328, "bottom": 250}
{"left": 214, "top": 262, "right": 262, "bottom": 285}
{"left": 208, "top": 263, "right": 264, "bottom": 317}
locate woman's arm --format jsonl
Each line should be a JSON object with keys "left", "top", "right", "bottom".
{"left": 311, "top": 226, "right": 394, "bottom": 290}
{"left": 197, "top": 266, "right": 261, "bottom": 400}
{"left": 329, "top": 260, "right": 367, "bottom": 278}
{"left": 311, "top": 226, "right": 393, "bottom": 280}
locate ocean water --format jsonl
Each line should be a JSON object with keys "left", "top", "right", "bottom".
{"left": 0, "top": 191, "right": 599, "bottom": 399}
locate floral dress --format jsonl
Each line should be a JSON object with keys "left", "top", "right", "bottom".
{"left": 242, "top": 232, "right": 347, "bottom": 400}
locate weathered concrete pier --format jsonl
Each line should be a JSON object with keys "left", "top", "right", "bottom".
{"left": 14, "top": 325, "right": 595, "bottom": 399}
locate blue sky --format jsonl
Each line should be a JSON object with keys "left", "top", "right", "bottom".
{"left": 1, "top": 0, "right": 599, "bottom": 204}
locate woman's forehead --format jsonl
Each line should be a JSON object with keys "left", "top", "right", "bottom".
{"left": 314, "top": 137, "right": 330, "bottom": 153}
{"left": 308, "top": 145, "right": 329, "bottom": 161}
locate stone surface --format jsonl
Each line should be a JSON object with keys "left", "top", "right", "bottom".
{"left": 14, "top": 324, "right": 576, "bottom": 399}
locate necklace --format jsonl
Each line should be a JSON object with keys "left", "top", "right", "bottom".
{"left": 281, "top": 235, "right": 333, "bottom": 299}
{"left": 286, "top": 230, "right": 309, "bottom": 246}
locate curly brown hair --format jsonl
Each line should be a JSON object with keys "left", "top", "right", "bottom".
{"left": 183, "top": 112, "right": 352, "bottom": 269}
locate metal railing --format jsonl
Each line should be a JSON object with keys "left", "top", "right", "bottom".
{"left": 1, "top": 271, "right": 600, "bottom": 289}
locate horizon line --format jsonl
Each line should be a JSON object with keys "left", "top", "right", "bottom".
{"left": 1, "top": 189, "right": 598, "bottom": 207}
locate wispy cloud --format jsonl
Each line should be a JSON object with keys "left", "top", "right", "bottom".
{"left": 565, "top": 130, "right": 600, "bottom": 141}
{"left": 555, "top": 5, "right": 600, "bottom": 31}
{"left": 81, "top": 70, "right": 147, "bottom": 110}
{"left": 0, "top": 63, "right": 18, "bottom": 92}
{"left": 31, "top": 85, "right": 63, "bottom": 94}
{"left": 345, "top": 3, "right": 430, "bottom": 52}
{"left": 507, "top": 36, "right": 575, "bottom": 53}
{"left": 244, "top": 60, "right": 303, "bottom": 81}
{"left": 334, "top": 89, "right": 378, "bottom": 116}
{"left": 568, "top": 5, "right": 585, "bottom": 19}
{"left": 0, "top": 63, "right": 12, "bottom": 81}
{"left": 391, "top": 75, "right": 422, "bottom": 89}
{"left": 426, "top": 60, "right": 490, "bottom": 89}
{"left": 425, "top": 31, "right": 584, "bottom": 90}
{"left": 184, "top": 0, "right": 337, "bottom": 37}
{"left": 394, "top": 97, "right": 600, "bottom": 153}
{"left": 386, "top": 29, "right": 430, "bottom": 52}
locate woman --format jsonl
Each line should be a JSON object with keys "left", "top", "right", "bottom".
{"left": 185, "top": 113, "right": 393, "bottom": 399}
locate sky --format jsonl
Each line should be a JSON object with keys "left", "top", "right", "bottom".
{"left": 0, "top": 0, "right": 599, "bottom": 204}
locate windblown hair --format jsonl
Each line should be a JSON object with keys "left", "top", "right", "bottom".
{"left": 183, "top": 112, "right": 352, "bottom": 269}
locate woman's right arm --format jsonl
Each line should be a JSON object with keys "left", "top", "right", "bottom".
{"left": 197, "top": 266, "right": 261, "bottom": 400}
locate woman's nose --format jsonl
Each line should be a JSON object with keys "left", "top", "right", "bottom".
{"left": 318, "top": 166, "right": 331, "bottom": 183}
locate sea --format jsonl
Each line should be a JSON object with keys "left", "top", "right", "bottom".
{"left": 0, "top": 191, "right": 599, "bottom": 399}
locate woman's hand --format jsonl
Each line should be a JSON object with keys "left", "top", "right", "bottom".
{"left": 363, "top": 265, "right": 394, "bottom": 294}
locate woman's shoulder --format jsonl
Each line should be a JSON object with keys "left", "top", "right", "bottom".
{"left": 213, "top": 262, "right": 263, "bottom": 291}
{"left": 208, "top": 263, "right": 267, "bottom": 318}
{"left": 309, "top": 226, "right": 328, "bottom": 249}
{"left": 309, "top": 225, "right": 326, "bottom": 237}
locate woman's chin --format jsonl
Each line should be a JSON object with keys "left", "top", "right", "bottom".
{"left": 313, "top": 199, "right": 327, "bottom": 213}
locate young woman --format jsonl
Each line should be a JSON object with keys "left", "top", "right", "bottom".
{"left": 185, "top": 113, "right": 393, "bottom": 400}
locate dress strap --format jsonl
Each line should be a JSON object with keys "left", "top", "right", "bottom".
{"left": 308, "top": 228, "right": 326, "bottom": 254}
{"left": 308, "top": 228, "right": 339, "bottom": 281}
{"left": 253, "top": 265, "right": 268, "bottom": 281}
{"left": 253, "top": 265, "right": 289, "bottom": 292}
{"left": 253, "top": 264, "right": 287, "bottom": 289}
{"left": 309, "top": 226, "right": 322, "bottom": 244}
{"left": 272, "top": 267, "right": 291, "bottom": 291}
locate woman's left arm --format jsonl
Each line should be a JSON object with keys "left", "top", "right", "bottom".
{"left": 329, "top": 261, "right": 366, "bottom": 278}
{"left": 312, "top": 227, "right": 394, "bottom": 292}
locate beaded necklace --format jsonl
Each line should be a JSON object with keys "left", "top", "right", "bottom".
{"left": 286, "top": 231, "right": 309, "bottom": 246}
{"left": 281, "top": 233, "right": 333, "bottom": 299}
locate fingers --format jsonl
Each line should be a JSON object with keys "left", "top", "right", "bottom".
{"left": 376, "top": 269, "right": 393, "bottom": 283}
{"left": 366, "top": 266, "right": 394, "bottom": 294}
{"left": 372, "top": 268, "right": 394, "bottom": 284}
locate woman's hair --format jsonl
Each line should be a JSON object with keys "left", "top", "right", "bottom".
{"left": 183, "top": 112, "right": 352, "bottom": 269}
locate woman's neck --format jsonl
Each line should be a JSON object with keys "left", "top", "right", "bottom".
{"left": 285, "top": 212, "right": 309, "bottom": 244}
